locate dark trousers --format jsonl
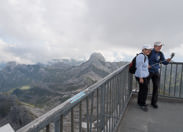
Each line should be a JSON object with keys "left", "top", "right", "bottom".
{"left": 148, "top": 72, "right": 160, "bottom": 105}
{"left": 136, "top": 77, "right": 149, "bottom": 106}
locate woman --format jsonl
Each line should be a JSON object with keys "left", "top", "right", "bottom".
{"left": 135, "top": 45, "right": 152, "bottom": 112}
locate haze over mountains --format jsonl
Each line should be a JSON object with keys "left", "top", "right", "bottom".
{"left": 0, "top": 52, "right": 127, "bottom": 130}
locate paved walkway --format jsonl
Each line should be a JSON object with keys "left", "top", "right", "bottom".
{"left": 117, "top": 96, "right": 183, "bottom": 132}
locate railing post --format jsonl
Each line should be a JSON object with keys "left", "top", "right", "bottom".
{"left": 118, "top": 73, "right": 121, "bottom": 111}
{"left": 71, "top": 108, "right": 74, "bottom": 132}
{"left": 89, "top": 93, "right": 94, "bottom": 132}
{"left": 60, "top": 115, "right": 63, "bottom": 132}
{"left": 174, "top": 64, "right": 178, "bottom": 96}
{"left": 128, "top": 72, "right": 133, "bottom": 94}
{"left": 163, "top": 65, "right": 167, "bottom": 95}
{"left": 46, "top": 124, "right": 50, "bottom": 132}
{"left": 86, "top": 97, "right": 89, "bottom": 132}
{"left": 169, "top": 64, "right": 173, "bottom": 96}
{"left": 179, "top": 64, "right": 183, "bottom": 97}
{"left": 79, "top": 102, "right": 82, "bottom": 132}
{"left": 97, "top": 88, "right": 99, "bottom": 132}
{"left": 100, "top": 85, "right": 105, "bottom": 131}
{"left": 54, "top": 120, "right": 60, "bottom": 132}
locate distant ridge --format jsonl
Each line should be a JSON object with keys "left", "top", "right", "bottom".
{"left": 0, "top": 52, "right": 127, "bottom": 130}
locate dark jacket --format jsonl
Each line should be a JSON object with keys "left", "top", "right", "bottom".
{"left": 148, "top": 49, "right": 169, "bottom": 73}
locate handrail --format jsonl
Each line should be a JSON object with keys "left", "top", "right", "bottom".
{"left": 17, "top": 63, "right": 133, "bottom": 132}
{"left": 133, "top": 62, "right": 183, "bottom": 98}
{"left": 159, "top": 62, "right": 183, "bottom": 98}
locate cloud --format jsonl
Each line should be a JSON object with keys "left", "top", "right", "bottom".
{"left": 0, "top": 0, "right": 183, "bottom": 63}
{"left": 0, "top": 39, "right": 33, "bottom": 64}
{"left": 0, "top": 0, "right": 90, "bottom": 63}
{"left": 85, "top": 0, "right": 183, "bottom": 47}
{"left": 170, "top": 44, "right": 183, "bottom": 61}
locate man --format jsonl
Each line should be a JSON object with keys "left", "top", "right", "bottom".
{"left": 135, "top": 45, "right": 152, "bottom": 112}
{"left": 148, "top": 41, "right": 171, "bottom": 108}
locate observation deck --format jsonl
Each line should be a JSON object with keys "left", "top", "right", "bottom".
{"left": 17, "top": 62, "right": 183, "bottom": 132}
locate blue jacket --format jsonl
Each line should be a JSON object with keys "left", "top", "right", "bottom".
{"left": 135, "top": 53, "right": 149, "bottom": 78}
{"left": 148, "top": 49, "right": 169, "bottom": 73}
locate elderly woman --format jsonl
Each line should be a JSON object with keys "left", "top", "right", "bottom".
{"left": 135, "top": 45, "right": 152, "bottom": 112}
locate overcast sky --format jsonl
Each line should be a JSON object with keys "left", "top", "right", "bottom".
{"left": 0, "top": 0, "right": 183, "bottom": 64}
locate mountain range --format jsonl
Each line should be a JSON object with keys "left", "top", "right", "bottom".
{"left": 0, "top": 52, "right": 127, "bottom": 130}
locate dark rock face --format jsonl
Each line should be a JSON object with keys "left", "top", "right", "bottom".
{"left": 0, "top": 95, "right": 36, "bottom": 130}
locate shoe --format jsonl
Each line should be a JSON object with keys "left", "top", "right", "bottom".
{"left": 151, "top": 104, "right": 158, "bottom": 109}
{"left": 138, "top": 103, "right": 148, "bottom": 107}
{"left": 139, "top": 105, "right": 148, "bottom": 112}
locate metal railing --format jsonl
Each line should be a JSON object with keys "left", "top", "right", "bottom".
{"left": 17, "top": 63, "right": 133, "bottom": 132}
{"left": 133, "top": 62, "right": 183, "bottom": 98}
{"left": 159, "top": 62, "right": 183, "bottom": 98}
{"left": 17, "top": 62, "right": 183, "bottom": 132}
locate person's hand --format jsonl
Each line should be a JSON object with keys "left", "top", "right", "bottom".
{"left": 167, "top": 58, "right": 171, "bottom": 62}
{"left": 140, "top": 78, "right": 144, "bottom": 84}
{"left": 148, "top": 65, "right": 151, "bottom": 68}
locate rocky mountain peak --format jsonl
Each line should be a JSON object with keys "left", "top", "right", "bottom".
{"left": 88, "top": 53, "right": 105, "bottom": 62}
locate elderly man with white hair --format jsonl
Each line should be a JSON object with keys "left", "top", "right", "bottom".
{"left": 148, "top": 41, "right": 171, "bottom": 109}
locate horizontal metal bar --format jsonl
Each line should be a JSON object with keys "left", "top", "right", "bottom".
{"left": 101, "top": 114, "right": 120, "bottom": 120}
{"left": 169, "top": 62, "right": 183, "bottom": 64}
{"left": 132, "top": 91, "right": 183, "bottom": 100}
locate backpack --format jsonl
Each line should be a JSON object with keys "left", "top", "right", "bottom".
{"left": 129, "top": 53, "right": 146, "bottom": 74}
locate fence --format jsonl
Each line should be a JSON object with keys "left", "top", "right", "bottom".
{"left": 133, "top": 62, "right": 183, "bottom": 98}
{"left": 17, "top": 62, "right": 183, "bottom": 132}
{"left": 17, "top": 63, "right": 133, "bottom": 132}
